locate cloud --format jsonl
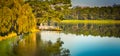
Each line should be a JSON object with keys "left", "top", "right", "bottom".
{"left": 72, "top": 0, "right": 120, "bottom": 7}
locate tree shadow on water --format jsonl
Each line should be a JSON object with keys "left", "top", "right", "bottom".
{"left": 12, "top": 33, "right": 70, "bottom": 56}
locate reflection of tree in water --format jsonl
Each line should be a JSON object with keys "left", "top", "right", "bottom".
{"left": 13, "top": 32, "right": 70, "bottom": 56}
{"left": 60, "top": 24, "right": 120, "bottom": 37}
{"left": 36, "top": 32, "right": 70, "bottom": 56}
{"left": 13, "top": 33, "right": 37, "bottom": 56}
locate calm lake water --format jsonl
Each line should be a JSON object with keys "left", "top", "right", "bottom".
{"left": 0, "top": 24, "right": 120, "bottom": 56}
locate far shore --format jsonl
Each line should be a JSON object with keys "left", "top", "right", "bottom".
{"left": 61, "top": 20, "right": 120, "bottom": 24}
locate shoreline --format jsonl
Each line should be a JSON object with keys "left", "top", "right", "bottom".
{"left": 0, "top": 32, "right": 17, "bottom": 41}
{"left": 61, "top": 20, "right": 120, "bottom": 24}
{"left": 0, "top": 29, "right": 40, "bottom": 41}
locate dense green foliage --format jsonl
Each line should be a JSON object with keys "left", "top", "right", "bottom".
{"left": 26, "top": 0, "right": 71, "bottom": 25}
{"left": 0, "top": 0, "right": 36, "bottom": 35}
{"left": 16, "top": 3, "right": 36, "bottom": 34}
{"left": 64, "top": 5, "right": 120, "bottom": 20}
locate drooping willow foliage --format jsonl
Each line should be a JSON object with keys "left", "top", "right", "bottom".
{"left": 0, "top": 0, "right": 36, "bottom": 35}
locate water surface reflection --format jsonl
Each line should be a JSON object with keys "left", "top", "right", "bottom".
{"left": 60, "top": 24, "right": 120, "bottom": 37}
{"left": 41, "top": 31, "right": 120, "bottom": 56}
{"left": 0, "top": 32, "right": 70, "bottom": 56}
{"left": 0, "top": 24, "right": 120, "bottom": 56}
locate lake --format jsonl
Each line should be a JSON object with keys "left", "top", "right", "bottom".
{"left": 0, "top": 23, "right": 120, "bottom": 56}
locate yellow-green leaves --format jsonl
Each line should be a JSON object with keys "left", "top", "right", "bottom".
{"left": 0, "top": 0, "right": 36, "bottom": 35}
{"left": 16, "top": 3, "right": 36, "bottom": 34}
{"left": 0, "top": 7, "right": 13, "bottom": 34}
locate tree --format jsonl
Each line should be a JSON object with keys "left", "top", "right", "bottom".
{"left": 0, "top": 7, "right": 14, "bottom": 36}
{"left": 16, "top": 3, "right": 36, "bottom": 34}
{"left": 0, "top": 0, "right": 36, "bottom": 36}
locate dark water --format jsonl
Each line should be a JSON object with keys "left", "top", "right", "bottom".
{"left": 0, "top": 24, "right": 120, "bottom": 56}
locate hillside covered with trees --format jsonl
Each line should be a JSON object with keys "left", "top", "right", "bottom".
{"left": 64, "top": 4, "right": 120, "bottom": 20}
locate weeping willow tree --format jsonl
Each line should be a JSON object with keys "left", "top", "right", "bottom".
{"left": 0, "top": 0, "right": 36, "bottom": 36}
{"left": 16, "top": 3, "right": 36, "bottom": 34}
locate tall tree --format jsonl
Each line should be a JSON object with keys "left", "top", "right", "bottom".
{"left": 0, "top": 0, "right": 36, "bottom": 35}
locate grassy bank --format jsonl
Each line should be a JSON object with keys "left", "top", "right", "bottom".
{"left": 61, "top": 20, "right": 120, "bottom": 24}
{"left": 0, "top": 28, "right": 40, "bottom": 41}
{"left": 0, "top": 32, "right": 17, "bottom": 41}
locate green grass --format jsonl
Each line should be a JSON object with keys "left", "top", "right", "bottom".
{"left": 0, "top": 32, "right": 17, "bottom": 41}
{"left": 61, "top": 20, "right": 120, "bottom": 24}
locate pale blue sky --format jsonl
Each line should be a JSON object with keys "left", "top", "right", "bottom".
{"left": 71, "top": 0, "right": 120, "bottom": 7}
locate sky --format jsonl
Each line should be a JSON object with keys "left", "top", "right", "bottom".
{"left": 71, "top": 0, "right": 120, "bottom": 7}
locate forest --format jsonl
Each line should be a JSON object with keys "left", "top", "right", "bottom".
{"left": 64, "top": 4, "right": 120, "bottom": 20}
